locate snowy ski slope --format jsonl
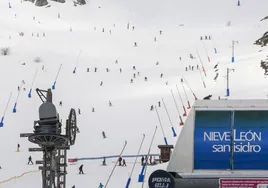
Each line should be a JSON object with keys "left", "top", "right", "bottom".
{"left": 0, "top": 0, "right": 268, "bottom": 187}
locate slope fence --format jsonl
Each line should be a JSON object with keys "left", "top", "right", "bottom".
{"left": 0, "top": 170, "right": 40, "bottom": 185}
{"left": 75, "top": 154, "right": 159, "bottom": 161}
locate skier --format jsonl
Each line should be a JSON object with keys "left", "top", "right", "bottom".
{"left": 160, "top": 73, "right": 163, "bottom": 78}
{"left": 79, "top": 164, "right": 84, "bottom": 174}
{"left": 154, "top": 37, "right": 157, "bottom": 41}
{"left": 106, "top": 68, "right": 109, "bottom": 72}
{"left": 102, "top": 131, "right": 106, "bottom": 139}
{"left": 87, "top": 68, "right": 89, "bottom": 72}
{"left": 145, "top": 156, "right": 148, "bottom": 164}
{"left": 130, "top": 79, "right": 133, "bottom": 83}
{"left": 115, "top": 59, "right": 118, "bottom": 64}
{"left": 185, "top": 67, "right": 188, "bottom": 71}
{"left": 28, "top": 156, "right": 33, "bottom": 165}
{"left": 149, "top": 156, "right": 152, "bottom": 165}
{"left": 95, "top": 67, "right": 97, "bottom": 72}
{"left": 133, "top": 73, "right": 136, "bottom": 78}
{"left": 209, "top": 36, "right": 211, "bottom": 40}
{"left": 102, "top": 28, "right": 105, "bottom": 32}
{"left": 159, "top": 30, "right": 162, "bottom": 35}
{"left": 59, "top": 101, "right": 63, "bottom": 106}
{"left": 17, "top": 143, "right": 20, "bottom": 152}
{"left": 134, "top": 42, "right": 137, "bottom": 47}
{"left": 78, "top": 108, "right": 81, "bottom": 115}
{"left": 72, "top": 186, "right": 75, "bottom": 188}
{"left": 98, "top": 183, "right": 104, "bottom": 188}
{"left": 181, "top": 78, "right": 184, "bottom": 83}
{"left": 109, "top": 101, "right": 112, "bottom": 107}
{"left": 158, "top": 101, "right": 161, "bottom": 107}
{"left": 22, "top": 80, "right": 25, "bottom": 84}
{"left": 141, "top": 156, "right": 145, "bottom": 165}
{"left": 237, "top": 0, "right": 240, "bottom": 6}
{"left": 137, "top": 72, "right": 140, "bottom": 76}
{"left": 144, "top": 77, "right": 148, "bottom": 81}
{"left": 122, "top": 159, "right": 126, "bottom": 166}
{"left": 197, "top": 65, "right": 199, "bottom": 70}
{"left": 133, "top": 66, "right": 136, "bottom": 70}
{"left": 102, "top": 157, "right": 106, "bottom": 166}
{"left": 150, "top": 105, "right": 154, "bottom": 111}
{"left": 200, "top": 36, "right": 203, "bottom": 40}
{"left": 192, "top": 66, "right": 194, "bottom": 71}
{"left": 189, "top": 65, "right": 191, "bottom": 70}
{"left": 109, "top": 30, "right": 112, "bottom": 34}
{"left": 92, "top": 107, "right": 95, "bottom": 112}
{"left": 43, "top": 32, "right": 45, "bottom": 37}
{"left": 156, "top": 61, "right": 159, "bottom": 65}
{"left": 118, "top": 156, "right": 122, "bottom": 166}
{"left": 165, "top": 81, "right": 168, "bottom": 85}
{"left": 203, "top": 95, "right": 212, "bottom": 100}
{"left": 119, "top": 68, "right": 122, "bottom": 73}
{"left": 100, "top": 81, "right": 103, "bottom": 86}
{"left": 42, "top": 65, "right": 44, "bottom": 70}
{"left": 179, "top": 57, "right": 182, "bottom": 61}
{"left": 132, "top": 26, "right": 135, "bottom": 31}
{"left": 18, "top": 86, "right": 20, "bottom": 91}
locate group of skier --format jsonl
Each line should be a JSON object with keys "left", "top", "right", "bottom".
{"left": 141, "top": 155, "right": 154, "bottom": 165}
{"left": 200, "top": 35, "right": 211, "bottom": 40}
{"left": 150, "top": 101, "right": 161, "bottom": 111}
{"left": 185, "top": 64, "right": 199, "bottom": 72}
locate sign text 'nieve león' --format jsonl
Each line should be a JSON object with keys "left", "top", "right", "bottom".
{"left": 204, "top": 129, "right": 261, "bottom": 153}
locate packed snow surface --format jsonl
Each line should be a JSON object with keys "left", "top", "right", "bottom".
{"left": 0, "top": 0, "right": 268, "bottom": 187}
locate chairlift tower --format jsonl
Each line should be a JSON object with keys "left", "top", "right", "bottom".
{"left": 21, "top": 88, "right": 77, "bottom": 188}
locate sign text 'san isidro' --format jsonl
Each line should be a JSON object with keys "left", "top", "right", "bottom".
{"left": 204, "top": 129, "right": 261, "bottom": 153}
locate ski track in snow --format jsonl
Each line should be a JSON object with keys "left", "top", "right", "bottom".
{"left": 0, "top": 0, "right": 268, "bottom": 187}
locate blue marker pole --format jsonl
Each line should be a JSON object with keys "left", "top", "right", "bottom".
{"left": 155, "top": 106, "right": 168, "bottom": 145}
{"left": 162, "top": 98, "right": 177, "bottom": 137}
{"left": 138, "top": 126, "right": 158, "bottom": 183}
{"left": 13, "top": 83, "right": 23, "bottom": 113}
{"left": 232, "top": 40, "right": 239, "bottom": 63}
{"left": 0, "top": 92, "right": 12, "bottom": 127}
{"left": 52, "top": 64, "right": 62, "bottom": 90}
{"left": 226, "top": 68, "right": 235, "bottom": 96}
{"left": 125, "top": 134, "right": 145, "bottom": 188}
{"left": 28, "top": 68, "right": 38, "bottom": 98}
{"left": 211, "top": 38, "right": 217, "bottom": 54}
{"left": 232, "top": 40, "right": 235, "bottom": 62}
{"left": 73, "top": 50, "right": 82, "bottom": 74}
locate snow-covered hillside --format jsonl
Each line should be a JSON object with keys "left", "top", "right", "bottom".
{"left": 0, "top": 0, "right": 268, "bottom": 187}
